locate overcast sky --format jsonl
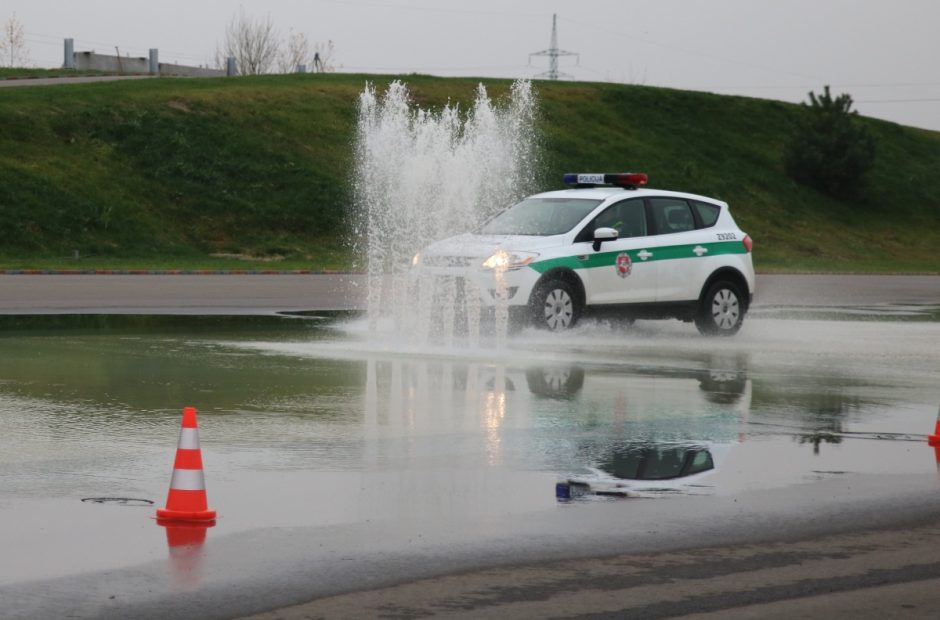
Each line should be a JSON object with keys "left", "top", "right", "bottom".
{"left": 7, "top": 0, "right": 939, "bottom": 131}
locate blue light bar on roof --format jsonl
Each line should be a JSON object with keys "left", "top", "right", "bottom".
{"left": 563, "top": 173, "right": 648, "bottom": 188}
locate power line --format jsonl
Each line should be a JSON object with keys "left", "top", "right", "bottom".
{"left": 340, "top": 64, "right": 531, "bottom": 72}
{"left": 23, "top": 31, "right": 62, "bottom": 42}
{"left": 25, "top": 30, "right": 210, "bottom": 64}
{"left": 557, "top": 15, "right": 827, "bottom": 83}
{"left": 856, "top": 98, "right": 940, "bottom": 104}
{"left": 310, "top": 0, "right": 542, "bottom": 19}
{"left": 678, "top": 81, "right": 940, "bottom": 91}
{"left": 23, "top": 37, "right": 61, "bottom": 48}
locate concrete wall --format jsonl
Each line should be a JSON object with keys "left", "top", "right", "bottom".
{"left": 74, "top": 51, "right": 149, "bottom": 73}
{"left": 73, "top": 51, "right": 225, "bottom": 77}
{"left": 157, "top": 62, "right": 225, "bottom": 78}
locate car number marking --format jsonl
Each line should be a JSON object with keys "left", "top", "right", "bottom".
{"left": 717, "top": 233, "right": 737, "bottom": 241}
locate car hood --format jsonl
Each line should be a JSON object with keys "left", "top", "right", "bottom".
{"left": 420, "top": 233, "right": 565, "bottom": 261}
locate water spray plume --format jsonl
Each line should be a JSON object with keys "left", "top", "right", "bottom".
{"left": 353, "top": 80, "right": 539, "bottom": 347}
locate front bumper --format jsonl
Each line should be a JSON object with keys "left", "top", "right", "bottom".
{"left": 411, "top": 265, "right": 540, "bottom": 307}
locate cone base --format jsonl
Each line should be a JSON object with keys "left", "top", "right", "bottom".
{"left": 157, "top": 517, "right": 216, "bottom": 528}
{"left": 156, "top": 508, "right": 217, "bottom": 522}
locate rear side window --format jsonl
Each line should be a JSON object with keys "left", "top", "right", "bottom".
{"left": 692, "top": 201, "right": 721, "bottom": 228}
{"left": 650, "top": 198, "right": 695, "bottom": 234}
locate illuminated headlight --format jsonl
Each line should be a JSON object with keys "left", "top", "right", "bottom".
{"left": 411, "top": 252, "right": 421, "bottom": 267}
{"left": 481, "top": 250, "right": 538, "bottom": 271}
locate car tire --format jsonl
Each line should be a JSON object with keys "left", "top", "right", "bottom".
{"left": 530, "top": 278, "right": 581, "bottom": 330}
{"left": 695, "top": 280, "right": 745, "bottom": 336}
{"left": 525, "top": 367, "right": 585, "bottom": 397}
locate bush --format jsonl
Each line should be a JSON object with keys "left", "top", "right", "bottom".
{"left": 784, "top": 86, "right": 875, "bottom": 199}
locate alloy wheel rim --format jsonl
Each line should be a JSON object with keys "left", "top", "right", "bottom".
{"left": 711, "top": 289, "right": 740, "bottom": 330}
{"left": 544, "top": 289, "right": 573, "bottom": 330}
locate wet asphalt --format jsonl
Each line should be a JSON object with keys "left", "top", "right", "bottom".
{"left": 0, "top": 272, "right": 939, "bottom": 314}
{"left": 1, "top": 273, "right": 939, "bottom": 619}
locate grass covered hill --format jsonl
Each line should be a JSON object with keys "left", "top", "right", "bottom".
{"left": 1, "top": 73, "right": 939, "bottom": 272}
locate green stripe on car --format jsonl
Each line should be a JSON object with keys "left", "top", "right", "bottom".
{"left": 529, "top": 241, "right": 747, "bottom": 274}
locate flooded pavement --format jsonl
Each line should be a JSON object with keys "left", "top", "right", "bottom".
{"left": 1, "top": 308, "right": 940, "bottom": 618}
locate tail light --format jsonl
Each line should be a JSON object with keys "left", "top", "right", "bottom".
{"left": 742, "top": 235, "right": 753, "bottom": 253}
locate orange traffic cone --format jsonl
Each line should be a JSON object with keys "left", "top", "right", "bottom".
{"left": 928, "top": 404, "right": 940, "bottom": 446}
{"left": 156, "top": 407, "right": 217, "bottom": 522}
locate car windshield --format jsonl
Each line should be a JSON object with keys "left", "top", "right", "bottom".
{"left": 479, "top": 198, "right": 603, "bottom": 236}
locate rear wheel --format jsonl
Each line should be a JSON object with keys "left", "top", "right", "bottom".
{"left": 695, "top": 280, "right": 745, "bottom": 336}
{"left": 530, "top": 279, "right": 581, "bottom": 330}
{"left": 525, "top": 366, "right": 586, "bottom": 397}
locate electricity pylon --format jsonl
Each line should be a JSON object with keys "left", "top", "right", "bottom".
{"left": 529, "top": 13, "right": 579, "bottom": 80}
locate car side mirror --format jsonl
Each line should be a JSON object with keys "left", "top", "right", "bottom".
{"left": 593, "top": 227, "right": 618, "bottom": 251}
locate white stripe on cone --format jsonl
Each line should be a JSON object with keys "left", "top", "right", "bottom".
{"left": 169, "top": 469, "right": 207, "bottom": 491}
{"left": 177, "top": 428, "right": 201, "bottom": 450}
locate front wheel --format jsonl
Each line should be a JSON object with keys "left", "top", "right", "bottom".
{"left": 695, "top": 281, "right": 745, "bottom": 336}
{"left": 530, "top": 279, "right": 581, "bottom": 330}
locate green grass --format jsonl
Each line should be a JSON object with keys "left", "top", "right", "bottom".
{"left": 0, "top": 235, "right": 350, "bottom": 271}
{"left": 1, "top": 73, "right": 939, "bottom": 272}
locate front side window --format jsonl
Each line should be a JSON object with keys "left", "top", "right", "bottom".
{"left": 650, "top": 198, "right": 695, "bottom": 234}
{"left": 577, "top": 199, "right": 647, "bottom": 242}
{"left": 479, "top": 198, "right": 602, "bottom": 236}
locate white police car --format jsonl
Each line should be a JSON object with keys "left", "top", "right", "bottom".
{"left": 413, "top": 173, "right": 755, "bottom": 335}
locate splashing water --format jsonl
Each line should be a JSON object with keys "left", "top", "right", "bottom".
{"left": 353, "top": 80, "right": 539, "bottom": 348}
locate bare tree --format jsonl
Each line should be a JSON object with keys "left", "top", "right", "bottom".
{"left": 277, "top": 29, "right": 311, "bottom": 73}
{"left": 0, "top": 12, "right": 31, "bottom": 68}
{"left": 276, "top": 32, "right": 338, "bottom": 74}
{"left": 216, "top": 8, "right": 279, "bottom": 75}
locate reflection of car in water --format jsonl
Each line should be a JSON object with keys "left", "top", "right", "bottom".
{"left": 525, "top": 367, "right": 585, "bottom": 397}
{"left": 599, "top": 443, "right": 715, "bottom": 481}
{"left": 365, "top": 353, "right": 749, "bottom": 499}
{"left": 518, "top": 356, "right": 749, "bottom": 500}
{"left": 525, "top": 352, "right": 749, "bottom": 406}
{"left": 557, "top": 442, "right": 724, "bottom": 499}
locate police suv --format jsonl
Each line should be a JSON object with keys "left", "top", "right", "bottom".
{"left": 413, "top": 173, "right": 755, "bottom": 335}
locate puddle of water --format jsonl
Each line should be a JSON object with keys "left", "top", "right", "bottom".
{"left": 1, "top": 313, "right": 939, "bottom": 584}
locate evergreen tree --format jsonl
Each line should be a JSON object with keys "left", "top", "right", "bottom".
{"left": 784, "top": 86, "right": 876, "bottom": 199}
